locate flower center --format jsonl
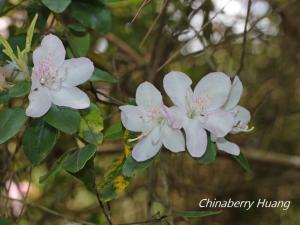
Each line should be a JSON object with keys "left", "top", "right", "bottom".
{"left": 186, "top": 90, "right": 209, "bottom": 121}
{"left": 146, "top": 106, "right": 165, "bottom": 125}
{"left": 34, "top": 61, "right": 62, "bottom": 89}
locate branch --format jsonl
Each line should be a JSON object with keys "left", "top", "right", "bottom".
{"left": 235, "top": 0, "right": 252, "bottom": 75}
{"left": 0, "top": 195, "right": 98, "bottom": 225}
{"left": 1, "top": 195, "right": 169, "bottom": 225}
{"left": 130, "top": 0, "right": 152, "bottom": 24}
{"left": 105, "top": 33, "right": 144, "bottom": 65}
{"left": 156, "top": 0, "right": 232, "bottom": 72}
{"left": 116, "top": 215, "right": 169, "bottom": 225}
{"left": 139, "top": 0, "right": 170, "bottom": 48}
{"left": 95, "top": 190, "right": 114, "bottom": 225}
{"left": 89, "top": 82, "right": 125, "bottom": 107}
{"left": 243, "top": 148, "right": 300, "bottom": 170}
{"left": 96, "top": 143, "right": 300, "bottom": 170}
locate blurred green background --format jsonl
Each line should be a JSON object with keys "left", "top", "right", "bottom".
{"left": 1, "top": 0, "right": 300, "bottom": 224}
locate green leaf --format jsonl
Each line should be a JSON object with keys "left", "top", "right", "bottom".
{"left": 122, "top": 155, "right": 156, "bottom": 177}
{"left": 0, "top": 217, "right": 11, "bottom": 225}
{"left": 0, "top": 91, "right": 10, "bottom": 103}
{"left": 8, "top": 81, "right": 31, "bottom": 98}
{"left": 62, "top": 144, "right": 96, "bottom": 173}
{"left": 196, "top": 138, "right": 217, "bottom": 164}
{"left": 68, "top": 24, "right": 86, "bottom": 32}
{"left": 0, "top": 108, "right": 26, "bottom": 144}
{"left": 69, "top": 2, "right": 111, "bottom": 33}
{"left": 69, "top": 158, "right": 96, "bottom": 191}
{"left": 24, "top": 14, "right": 38, "bottom": 54}
{"left": 174, "top": 210, "right": 222, "bottom": 219}
{"left": 0, "top": 34, "right": 17, "bottom": 63}
{"left": 68, "top": 33, "right": 90, "bottom": 57}
{"left": 42, "top": 0, "right": 72, "bottom": 13}
{"left": 79, "top": 104, "right": 104, "bottom": 145}
{"left": 127, "top": 97, "right": 136, "bottom": 105}
{"left": 90, "top": 68, "right": 118, "bottom": 83}
{"left": 107, "top": 0, "right": 142, "bottom": 7}
{"left": 8, "top": 34, "right": 26, "bottom": 52}
{"left": 103, "top": 121, "right": 123, "bottom": 140}
{"left": 22, "top": 120, "right": 58, "bottom": 165}
{"left": 234, "top": 152, "right": 252, "bottom": 172}
{"left": 99, "top": 155, "right": 131, "bottom": 202}
{"left": 43, "top": 106, "right": 80, "bottom": 134}
{"left": 39, "top": 152, "right": 69, "bottom": 183}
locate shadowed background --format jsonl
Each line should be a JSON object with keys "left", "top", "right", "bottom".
{"left": 0, "top": 0, "right": 300, "bottom": 224}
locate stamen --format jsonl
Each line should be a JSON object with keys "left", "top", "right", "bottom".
{"left": 128, "top": 133, "right": 144, "bottom": 142}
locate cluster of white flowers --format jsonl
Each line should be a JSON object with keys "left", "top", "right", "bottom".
{"left": 22, "top": 34, "right": 252, "bottom": 163}
{"left": 120, "top": 71, "right": 252, "bottom": 162}
{"left": 25, "top": 34, "right": 94, "bottom": 117}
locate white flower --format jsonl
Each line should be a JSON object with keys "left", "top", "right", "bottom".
{"left": 26, "top": 34, "right": 94, "bottom": 117}
{"left": 119, "top": 82, "right": 185, "bottom": 162}
{"left": 212, "top": 76, "right": 252, "bottom": 156}
{"left": 163, "top": 71, "right": 235, "bottom": 158}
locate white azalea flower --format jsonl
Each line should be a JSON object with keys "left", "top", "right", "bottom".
{"left": 119, "top": 82, "right": 185, "bottom": 162}
{"left": 163, "top": 71, "right": 235, "bottom": 158}
{"left": 212, "top": 76, "right": 253, "bottom": 156}
{"left": 26, "top": 34, "right": 94, "bottom": 117}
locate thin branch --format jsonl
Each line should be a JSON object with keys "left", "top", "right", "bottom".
{"left": 15, "top": 167, "right": 32, "bottom": 222}
{"left": 130, "top": 0, "right": 152, "bottom": 24}
{"left": 89, "top": 82, "right": 125, "bottom": 106}
{"left": 156, "top": 0, "right": 232, "bottom": 72}
{"left": 139, "top": 0, "right": 170, "bottom": 48}
{"left": 96, "top": 143, "right": 300, "bottom": 170}
{"left": 0, "top": 195, "right": 98, "bottom": 225}
{"left": 95, "top": 190, "right": 114, "bottom": 225}
{"left": 116, "top": 215, "right": 169, "bottom": 225}
{"left": 105, "top": 33, "right": 144, "bottom": 65}
{"left": 1, "top": 195, "right": 170, "bottom": 225}
{"left": 236, "top": 0, "right": 252, "bottom": 75}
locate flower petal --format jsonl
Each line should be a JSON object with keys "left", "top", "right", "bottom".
{"left": 119, "top": 105, "right": 150, "bottom": 132}
{"left": 223, "top": 76, "right": 243, "bottom": 110}
{"left": 132, "top": 127, "right": 162, "bottom": 162}
{"left": 163, "top": 71, "right": 192, "bottom": 109}
{"left": 26, "top": 87, "right": 51, "bottom": 117}
{"left": 136, "top": 82, "right": 163, "bottom": 108}
{"left": 235, "top": 106, "right": 251, "bottom": 124}
{"left": 50, "top": 87, "right": 90, "bottom": 109}
{"left": 183, "top": 119, "right": 207, "bottom": 157}
{"left": 231, "top": 106, "right": 251, "bottom": 133}
{"left": 194, "top": 72, "right": 231, "bottom": 111}
{"left": 162, "top": 124, "right": 185, "bottom": 153}
{"left": 162, "top": 106, "right": 187, "bottom": 129}
{"left": 203, "top": 109, "right": 234, "bottom": 137}
{"left": 59, "top": 58, "right": 94, "bottom": 87}
{"left": 33, "top": 34, "right": 65, "bottom": 69}
{"left": 215, "top": 137, "right": 240, "bottom": 155}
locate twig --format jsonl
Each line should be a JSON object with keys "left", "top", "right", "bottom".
{"left": 243, "top": 148, "right": 300, "bottom": 170}
{"left": 1, "top": 195, "right": 170, "bottom": 225}
{"left": 105, "top": 33, "right": 144, "bottom": 65}
{"left": 147, "top": 165, "right": 155, "bottom": 218}
{"left": 96, "top": 143, "right": 300, "bottom": 170}
{"left": 89, "top": 82, "right": 125, "bottom": 106}
{"left": 131, "top": 0, "right": 151, "bottom": 24}
{"left": 116, "top": 215, "right": 169, "bottom": 225}
{"left": 95, "top": 190, "right": 114, "bottom": 225}
{"left": 156, "top": 0, "right": 232, "bottom": 72}
{"left": 15, "top": 167, "right": 32, "bottom": 222}
{"left": 139, "top": 0, "right": 170, "bottom": 48}
{"left": 0, "top": 195, "right": 98, "bottom": 225}
{"left": 236, "top": 0, "right": 252, "bottom": 75}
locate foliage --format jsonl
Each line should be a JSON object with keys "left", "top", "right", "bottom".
{"left": 0, "top": 0, "right": 297, "bottom": 225}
